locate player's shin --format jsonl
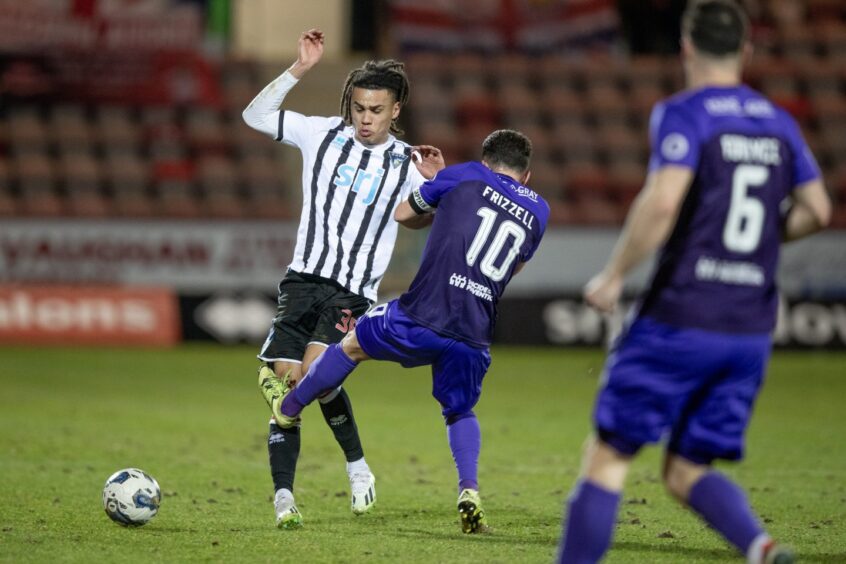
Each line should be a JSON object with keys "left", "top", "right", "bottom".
{"left": 558, "top": 480, "right": 621, "bottom": 564}
{"left": 268, "top": 420, "right": 301, "bottom": 494}
{"left": 686, "top": 472, "right": 766, "bottom": 556}
{"left": 318, "top": 387, "right": 365, "bottom": 462}
{"left": 282, "top": 343, "right": 358, "bottom": 417}
{"left": 446, "top": 412, "right": 481, "bottom": 492}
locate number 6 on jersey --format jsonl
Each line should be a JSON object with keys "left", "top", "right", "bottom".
{"left": 723, "top": 164, "right": 768, "bottom": 253}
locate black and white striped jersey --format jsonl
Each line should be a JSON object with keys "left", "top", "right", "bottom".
{"left": 242, "top": 71, "right": 427, "bottom": 300}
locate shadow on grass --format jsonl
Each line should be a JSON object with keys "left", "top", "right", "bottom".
{"left": 364, "top": 504, "right": 559, "bottom": 547}
{"left": 795, "top": 553, "right": 846, "bottom": 563}
{"left": 614, "top": 542, "right": 845, "bottom": 563}
{"left": 390, "top": 526, "right": 558, "bottom": 547}
{"left": 613, "top": 541, "right": 735, "bottom": 561}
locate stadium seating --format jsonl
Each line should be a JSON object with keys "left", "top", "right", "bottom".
{"left": 0, "top": 60, "right": 295, "bottom": 221}
{"left": 1, "top": 18, "right": 844, "bottom": 228}
{"left": 401, "top": 25, "right": 846, "bottom": 226}
{"left": 0, "top": 157, "right": 15, "bottom": 216}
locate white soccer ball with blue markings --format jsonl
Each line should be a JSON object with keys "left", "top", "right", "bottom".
{"left": 102, "top": 468, "right": 161, "bottom": 526}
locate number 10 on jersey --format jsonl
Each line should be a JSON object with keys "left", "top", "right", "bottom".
{"left": 466, "top": 207, "right": 526, "bottom": 282}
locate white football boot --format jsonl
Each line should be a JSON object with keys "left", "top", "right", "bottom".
{"left": 349, "top": 470, "right": 376, "bottom": 515}
{"left": 274, "top": 489, "right": 302, "bottom": 530}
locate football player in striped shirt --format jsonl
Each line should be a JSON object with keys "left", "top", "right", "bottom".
{"left": 243, "top": 28, "right": 444, "bottom": 529}
{"left": 260, "top": 129, "right": 550, "bottom": 534}
{"left": 557, "top": 2, "right": 831, "bottom": 562}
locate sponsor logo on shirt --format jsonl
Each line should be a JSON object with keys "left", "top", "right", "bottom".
{"left": 743, "top": 99, "right": 776, "bottom": 117}
{"left": 704, "top": 96, "right": 775, "bottom": 118}
{"left": 695, "top": 256, "right": 765, "bottom": 287}
{"left": 512, "top": 184, "right": 539, "bottom": 202}
{"left": 332, "top": 134, "right": 350, "bottom": 149}
{"left": 334, "top": 164, "right": 386, "bottom": 205}
{"left": 449, "top": 273, "right": 493, "bottom": 302}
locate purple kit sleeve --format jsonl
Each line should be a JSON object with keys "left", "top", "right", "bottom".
{"left": 412, "top": 163, "right": 471, "bottom": 211}
{"left": 783, "top": 115, "right": 822, "bottom": 188}
{"left": 647, "top": 102, "right": 701, "bottom": 173}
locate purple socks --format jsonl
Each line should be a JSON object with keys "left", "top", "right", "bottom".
{"left": 687, "top": 472, "right": 764, "bottom": 554}
{"left": 557, "top": 472, "right": 765, "bottom": 562}
{"left": 447, "top": 414, "right": 481, "bottom": 492}
{"left": 558, "top": 480, "right": 621, "bottom": 564}
{"left": 281, "top": 343, "right": 358, "bottom": 417}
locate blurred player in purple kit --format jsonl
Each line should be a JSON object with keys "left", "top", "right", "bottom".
{"left": 259, "top": 129, "right": 549, "bottom": 533}
{"left": 558, "top": 1, "right": 831, "bottom": 563}
{"left": 559, "top": 0, "right": 831, "bottom": 564}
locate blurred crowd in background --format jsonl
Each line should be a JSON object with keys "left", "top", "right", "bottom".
{"left": 0, "top": 0, "right": 843, "bottom": 226}
{"left": 0, "top": 0, "right": 842, "bottom": 350}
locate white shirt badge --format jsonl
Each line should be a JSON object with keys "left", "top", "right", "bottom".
{"left": 661, "top": 133, "right": 690, "bottom": 161}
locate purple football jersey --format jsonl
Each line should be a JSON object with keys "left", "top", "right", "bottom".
{"left": 638, "top": 85, "right": 821, "bottom": 333}
{"left": 398, "top": 162, "right": 549, "bottom": 347}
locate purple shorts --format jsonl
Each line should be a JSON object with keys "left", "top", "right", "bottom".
{"left": 594, "top": 316, "right": 772, "bottom": 464}
{"left": 355, "top": 300, "right": 491, "bottom": 418}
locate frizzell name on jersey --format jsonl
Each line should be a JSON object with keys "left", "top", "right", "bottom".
{"left": 481, "top": 186, "right": 535, "bottom": 229}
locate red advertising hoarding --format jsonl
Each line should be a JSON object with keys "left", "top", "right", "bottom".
{"left": 0, "top": 285, "right": 180, "bottom": 346}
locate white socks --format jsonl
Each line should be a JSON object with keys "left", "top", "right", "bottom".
{"left": 275, "top": 488, "right": 294, "bottom": 505}
{"left": 346, "top": 457, "right": 369, "bottom": 475}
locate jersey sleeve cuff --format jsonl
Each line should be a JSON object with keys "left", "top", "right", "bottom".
{"left": 409, "top": 187, "right": 434, "bottom": 214}
{"left": 278, "top": 69, "right": 300, "bottom": 90}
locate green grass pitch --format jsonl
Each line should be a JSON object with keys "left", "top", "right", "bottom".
{"left": 1, "top": 345, "right": 844, "bottom": 563}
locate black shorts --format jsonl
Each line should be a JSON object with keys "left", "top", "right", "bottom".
{"left": 258, "top": 270, "right": 372, "bottom": 363}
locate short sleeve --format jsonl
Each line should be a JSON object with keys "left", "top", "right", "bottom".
{"left": 278, "top": 111, "right": 344, "bottom": 150}
{"left": 647, "top": 102, "right": 701, "bottom": 172}
{"left": 782, "top": 114, "right": 821, "bottom": 188}
{"left": 410, "top": 163, "right": 470, "bottom": 212}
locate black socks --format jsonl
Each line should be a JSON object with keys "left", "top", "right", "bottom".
{"left": 319, "top": 387, "right": 364, "bottom": 462}
{"left": 268, "top": 421, "right": 301, "bottom": 492}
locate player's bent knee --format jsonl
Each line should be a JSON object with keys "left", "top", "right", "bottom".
{"left": 444, "top": 411, "right": 475, "bottom": 425}
{"left": 272, "top": 361, "right": 302, "bottom": 383}
{"left": 663, "top": 454, "right": 709, "bottom": 501}
{"left": 317, "top": 387, "right": 341, "bottom": 403}
{"left": 438, "top": 395, "right": 480, "bottom": 421}
{"left": 340, "top": 330, "right": 369, "bottom": 362}
{"left": 581, "top": 437, "right": 632, "bottom": 492}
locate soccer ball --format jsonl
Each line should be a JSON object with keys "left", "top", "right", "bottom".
{"left": 102, "top": 468, "right": 161, "bottom": 526}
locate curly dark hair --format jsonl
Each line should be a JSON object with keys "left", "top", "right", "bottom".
{"left": 340, "top": 59, "right": 410, "bottom": 136}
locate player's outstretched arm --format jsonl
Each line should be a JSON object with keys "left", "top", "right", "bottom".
{"left": 783, "top": 179, "right": 831, "bottom": 242}
{"left": 241, "top": 29, "right": 325, "bottom": 137}
{"left": 584, "top": 165, "right": 693, "bottom": 313}
{"left": 394, "top": 200, "right": 434, "bottom": 229}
